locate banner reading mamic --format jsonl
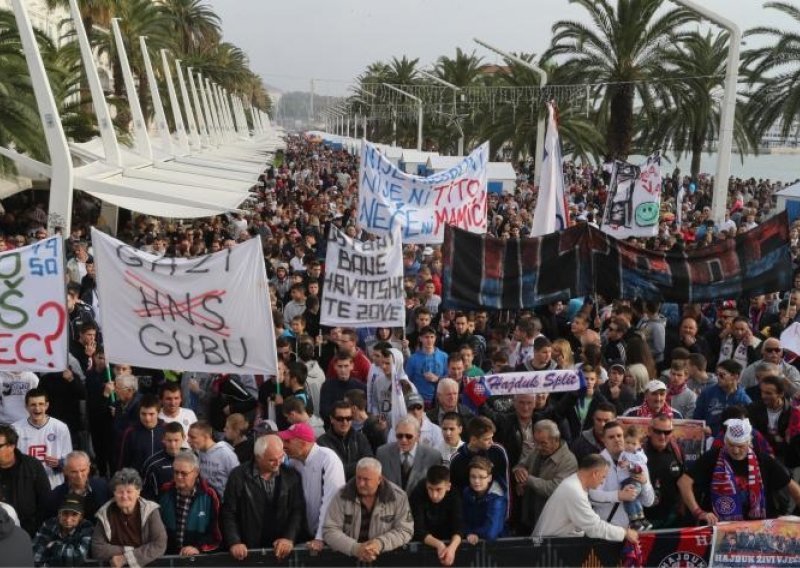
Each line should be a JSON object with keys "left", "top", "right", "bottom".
{"left": 358, "top": 140, "right": 489, "bottom": 244}
{"left": 91, "top": 229, "right": 277, "bottom": 376}
{"left": 0, "top": 237, "right": 67, "bottom": 372}
{"left": 321, "top": 226, "right": 404, "bottom": 327}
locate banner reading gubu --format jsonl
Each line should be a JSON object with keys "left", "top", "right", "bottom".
{"left": 358, "top": 140, "right": 489, "bottom": 244}
{"left": 91, "top": 228, "right": 277, "bottom": 376}
{"left": 0, "top": 237, "right": 67, "bottom": 372}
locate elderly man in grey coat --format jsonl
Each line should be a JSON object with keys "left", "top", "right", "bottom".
{"left": 323, "top": 458, "right": 413, "bottom": 562}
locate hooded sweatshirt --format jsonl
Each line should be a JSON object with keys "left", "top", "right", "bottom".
{"left": 198, "top": 441, "right": 239, "bottom": 498}
{"left": 0, "top": 507, "right": 33, "bottom": 567}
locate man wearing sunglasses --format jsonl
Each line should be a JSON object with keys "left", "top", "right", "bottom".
{"left": 318, "top": 401, "right": 373, "bottom": 480}
{"left": 377, "top": 415, "right": 441, "bottom": 493}
{"left": 739, "top": 338, "right": 800, "bottom": 398}
{"left": 643, "top": 415, "right": 685, "bottom": 528}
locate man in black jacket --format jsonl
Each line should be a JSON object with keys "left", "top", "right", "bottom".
{"left": 317, "top": 401, "right": 373, "bottom": 480}
{"left": 748, "top": 376, "right": 800, "bottom": 468}
{"left": 222, "top": 434, "right": 306, "bottom": 561}
{"left": 0, "top": 425, "right": 50, "bottom": 536}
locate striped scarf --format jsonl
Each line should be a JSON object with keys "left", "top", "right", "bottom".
{"left": 632, "top": 402, "right": 675, "bottom": 419}
{"left": 710, "top": 447, "right": 765, "bottom": 521}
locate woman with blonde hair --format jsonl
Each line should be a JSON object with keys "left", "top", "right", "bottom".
{"left": 625, "top": 363, "right": 651, "bottom": 405}
{"left": 551, "top": 338, "right": 575, "bottom": 370}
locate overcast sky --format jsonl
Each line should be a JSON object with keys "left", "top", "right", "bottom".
{"left": 207, "top": 0, "right": 783, "bottom": 96}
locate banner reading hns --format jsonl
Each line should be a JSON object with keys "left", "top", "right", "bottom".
{"left": 91, "top": 228, "right": 277, "bottom": 376}
{"left": 358, "top": 140, "right": 489, "bottom": 244}
{"left": 0, "top": 237, "right": 67, "bottom": 372}
{"left": 321, "top": 226, "right": 404, "bottom": 327}
{"left": 443, "top": 212, "right": 791, "bottom": 309}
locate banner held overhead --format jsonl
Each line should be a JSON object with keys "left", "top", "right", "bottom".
{"left": 91, "top": 228, "right": 277, "bottom": 376}
{"left": 358, "top": 140, "right": 489, "bottom": 244}
{"left": 321, "top": 225, "right": 404, "bottom": 328}
{"left": 0, "top": 237, "right": 67, "bottom": 371}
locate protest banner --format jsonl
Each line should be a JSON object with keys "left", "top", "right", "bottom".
{"left": 710, "top": 518, "right": 800, "bottom": 567}
{"left": 601, "top": 152, "right": 662, "bottom": 239}
{"left": 321, "top": 225, "right": 404, "bottom": 327}
{"left": 617, "top": 416, "right": 706, "bottom": 467}
{"left": 91, "top": 228, "right": 277, "bottom": 376}
{"left": 358, "top": 140, "right": 489, "bottom": 244}
{"left": 0, "top": 237, "right": 67, "bottom": 371}
{"left": 443, "top": 212, "right": 791, "bottom": 309}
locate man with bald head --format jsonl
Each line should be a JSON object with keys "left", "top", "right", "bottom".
{"left": 221, "top": 435, "right": 306, "bottom": 561}
{"left": 739, "top": 338, "right": 800, "bottom": 398}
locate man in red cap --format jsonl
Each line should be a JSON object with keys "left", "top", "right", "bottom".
{"left": 279, "top": 423, "right": 346, "bottom": 552}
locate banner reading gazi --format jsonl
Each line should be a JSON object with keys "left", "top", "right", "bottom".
{"left": 91, "top": 229, "right": 277, "bottom": 376}
{"left": 358, "top": 140, "right": 489, "bottom": 244}
{"left": 0, "top": 237, "right": 67, "bottom": 371}
{"left": 321, "top": 225, "right": 404, "bottom": 328}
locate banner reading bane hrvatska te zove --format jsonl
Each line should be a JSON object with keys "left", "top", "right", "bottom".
{"left": 91, "top": 228, "right": 277, "bottom": 376}
{"left": 358, "top": 140, "right": 489, "bottom": 244}
{"left": 321, "top": 225, "right": 404, "bottom": 328}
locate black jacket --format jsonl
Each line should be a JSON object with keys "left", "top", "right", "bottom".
{"left": 317, "top": 429, "right": 373, "bottom": 479}
{"left": 222, "top": 462, "right": 306, "bottom": 548}
{"left": 748, "top": 400, "right": 800, "bottom": 468}
{"left": 0, "top": 451, "right": 50, "bottom": 536}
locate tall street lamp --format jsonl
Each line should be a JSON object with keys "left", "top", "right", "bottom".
{"left": 474, "top": 37, "right": 547, "bottom": 185}
{"left": 672, "top": 0, "right": 741, "bottom": 224}
{"left": 382, "top": 82, "right": 423, "bottom": 151}
{"left": 418, "top": 69, "right": 465, "bottom": 156}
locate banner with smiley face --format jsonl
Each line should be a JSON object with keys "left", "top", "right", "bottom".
{"left": 601, "top": 152, "right": 663, "bottom": 239}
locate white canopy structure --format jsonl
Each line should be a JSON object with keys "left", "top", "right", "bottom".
{"left": 2, "top": 0, "right": 282, "bottom": 234}
{"left": 487, "top": 161, "right": 518, "bottom": 194}
{"left": 399, "top": 149, "right": 439, "bottom": 175}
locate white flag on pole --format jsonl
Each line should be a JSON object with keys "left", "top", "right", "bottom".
{"left": 531, "top": 102, "right": 569, "bottom": 236}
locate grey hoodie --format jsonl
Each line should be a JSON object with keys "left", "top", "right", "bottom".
{"left": 199, "top": 441, "right": 240, "bottom": 498}
{"left": 0, "top": 507, "right": 33, "bottom": 567}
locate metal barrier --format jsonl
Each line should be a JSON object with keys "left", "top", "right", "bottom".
{"left": 86, "top": 537, "right": 626, "bottom": 566}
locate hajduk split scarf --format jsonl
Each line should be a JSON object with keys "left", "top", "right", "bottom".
{"left": 710, "top": 447, "right": 766, "bottom": 521}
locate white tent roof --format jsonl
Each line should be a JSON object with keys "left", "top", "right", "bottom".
{"left": 401, "top": 149, "right": 439, "bottom": 164}
{"left": 427, "top": 155, "right": 463, "bottom": 171}
{"left": 385, "top": 146, "right": 403, "bottom": 159}
{"left": 487, "top": 161, "right": 517, "bottom": 181}
{"left": 775, "top": 181, "right": 800, "bottom": 198}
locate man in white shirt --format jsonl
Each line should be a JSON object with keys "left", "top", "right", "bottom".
{"left": 279, "top": 422, "right": 346, "bottom": 553}
{"left": 589, "top": 421, "right": 655, "bottom": 528}
{"left": 534, "top": 454, "right": 638, "bottom": 543}
{"left": 158, "top": 383, "right": 197, "bottom": 448}
{"left": 12, "top": 388, "right": 72, "bottom": 488}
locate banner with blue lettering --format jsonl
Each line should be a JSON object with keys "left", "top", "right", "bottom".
{"left": 0, "top": 237, "right": 67, "bottom": 371}
{"left": 91, "top": 228, "right": 277, "bottom": 376}
{"left": 358, "top": 140, "right": 489, "bottom": 244}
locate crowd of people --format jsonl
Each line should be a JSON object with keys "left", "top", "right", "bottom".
{"left": 0, "top": 133, "right": 799, "bottom": 566}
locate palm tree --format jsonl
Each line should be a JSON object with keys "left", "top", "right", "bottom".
{"left": 0, "top": 9, "right": 46, "bottom": 173}
{"left": 429, "top": 48, "right": 484, "bottom": 154}
{"left": 742, "top": 1, "right": 800, "bottom": 141}
{"left": 638, "top": 31, "right": 756, "bottom": 180}
{"left": 545, "top": 0, "right": 696, "bottom": 160}
{"left": 159, "top": 0, "right": 220, "bottom": 56}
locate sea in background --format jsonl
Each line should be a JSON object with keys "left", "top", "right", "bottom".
{"left": 628, "top": 151, "right": 800, "bottom": 185}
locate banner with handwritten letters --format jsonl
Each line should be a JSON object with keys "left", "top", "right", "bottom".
{"left": 91, "top": 229, "right": 277, "bottom": 376}
{"left": 601, "top": 152, "right": 662, "bottom": 239}
{"left": 710, "top": 519, "right": 800, "bottom": 567}
{"left": 0, "top": 237, "right": 67, "bottom": 371}
{"left": 617, "top": 416, "right": 706, "bottom": 467}
{"left": 321, "top": 226, "right": 404, "bottom": 328}
{"left": 358, "top": 140, "right": 489, "bottom": 244}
